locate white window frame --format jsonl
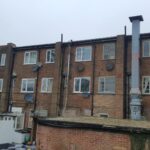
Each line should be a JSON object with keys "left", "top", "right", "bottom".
{"left": 0, "top": 54, "right": 6, "bottom": 66}
{"left": 0, "top": 79, "right": 3, "bottom": 92}
{"left": 46, "top": 49, "right": 55, "bottom": 63}
{"left": 103, "top": 43, "right": 115, "bottom": 60}
{"left": 142, "top": 76, "right": 150, "bottom": 95}
{"left": 142, "top": 40, "right": 150, "bottom": 57}
{"left": 75, "top": 46, "right": 92, "bottom": 62}
{"left": 24, "top": 51, "right": 37, "bottom": 65}
{"left": 41, "top": 78, "right": 53, "bottom": 93}
{"left": 15, "top": 113, "right": 25, "bottom": 130}
{"left": 98, "top": 76, "right": 115, "bottom": 94}
{"left": 21, "top": 78, "right": 35, "bottom": 93}
{"left": 73, "top": 77, "right": 90, "bottom": 93}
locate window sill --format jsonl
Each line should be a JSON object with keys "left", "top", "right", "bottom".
{"left": 41, "top": 91, "right": 52, "bottom": 93}
{"left": 21, "top": 91, "right": 34, "bottom": 93}
{"left": 75, "top": 60, "right": 92, "bottom": 62}
{"left": 45, "top": 62, "right": 55, "bottom": 64}
{"left": 98, "top": 92, "right": 115, "bottom": 95}
{"left": 23, "top": 63, "right": 36, "bottom": 65}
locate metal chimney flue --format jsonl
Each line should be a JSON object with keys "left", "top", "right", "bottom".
{"left": 129, "top": 15, "right": 143, "bottom": 120}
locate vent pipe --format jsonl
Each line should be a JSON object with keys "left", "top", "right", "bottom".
{"left": 129, "top": 15, "right": 143, "bottom": 120}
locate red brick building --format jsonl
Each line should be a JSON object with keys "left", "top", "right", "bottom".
{"left": 0, "top": 16, "right": 150, "bottom": 131}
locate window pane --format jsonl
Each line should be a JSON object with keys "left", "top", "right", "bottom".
{"left": 46, "top": 51, "right": 51, "bottom": 62}
{"left": 81, "top": 78, "right": 89, "bottom": 92}
{"left": 51, "top": 50, "right": 55, "bottom": 62}
{"left": 27, "top": 80, "right": 34, "bottom": 92}
{"left": 99, "top": 78, "right": 105, "bottom": 92}
{"left": 0, "top": 54, "right": 6, "bottom": 66}
{"left": 22, "top": 80, "right": 26, "bottom": 91}
{"left": 47, "top": 79, "right": 53, "bottom": 92}
{"left": 143, "top": 41, "right": 149, "bottom": 57}
{"left": 82, "top": 47, "right": 91, "bottom": 61}
{"left": 103, "top": 43, "right": 115, "bottom": 59}
{"left": 25, "top": 53, "right": 29, "bottom": 64}
{"left": 143, "top": 77, "right": 150, "bottom": 94}
{"left": 42, "top": 79, "right": 47, "bottom": 92}
{"left": 0, "top": 79, "right": 3, "bottom": 92}
{"left": 105, "top": 77, "right": 115, "bottom": 93}
{"left": 75, "top": 79, "right": 80, "bottom": 92}
{"left": 76, "top": 48, "right": 82, "bottom": 61}
{"left": 30, "top": 52, "right": 37, "bottom": 64}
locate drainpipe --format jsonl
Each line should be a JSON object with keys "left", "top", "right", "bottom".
{"left": 62, "top": 42, "right": 71, "bottom": 116}
{"left": 91, "top": 44, "right": 96, "bottom": 116}
{"left": 129, "top": 15, "right": 143, "bottom": 120}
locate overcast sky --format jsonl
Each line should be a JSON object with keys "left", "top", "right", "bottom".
{"left": 0, "top": 0, "right": 150, "bottom": 46}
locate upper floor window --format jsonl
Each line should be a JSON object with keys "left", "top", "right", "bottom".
{"left": 24, "top": 51, "right": 37, "bottom": 65}
{"left": 0, "top": 79, "right": 3, "bottom": 92}
{"left": 21, "top": 78, "right": 35, "bottom": 93}
{"left": 75, "top": 46, "right": 92, "bottom": 61}
{"left": 41, "top": 78, "right": 53, "bottom": 93}
{"left": 0, "top": 54, "right": 6, "bottom": 66}
{"left": 142, "top": 76, "right": 150, "bottom": 94}
{"left": 98, "top": 76, "right": 115, "bottom": 94}
{"left": 103, "top": 43, "right": 115, "bottom": 59}
{"left": 74, "top": 77, "right": 90, "bottom": 93}
{"left": 46, "top": 49, "right": 55, "bottom": 63}
{"left": 143, "top": 40, "right": 150, "bottom": 57}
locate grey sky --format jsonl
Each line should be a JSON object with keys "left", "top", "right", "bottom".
{"left": 0, "top": 0, "right": 150, "bottom": 46}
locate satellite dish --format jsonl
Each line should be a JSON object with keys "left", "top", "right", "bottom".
{"left": 77, "top": 64, "right": 85, "bottom": 72}
{"left": 32, "top": 62, "right": 42, "bottom": 72}
{"left": 106, "top": 62, "right": 115, "bottom": 71}
{"left": 24, "top": 94, "right": 34, "bottom": 103}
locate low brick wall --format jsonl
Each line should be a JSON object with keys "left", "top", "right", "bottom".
{"left": 36, "top": 117, "right": 150, "bottom": 150}
{"left": 36, "top": 125, "right": 131, "bottom": 150}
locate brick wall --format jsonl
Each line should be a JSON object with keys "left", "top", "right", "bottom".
{"left": 0, "top": 43, "right": 15, "bottom": 112}
{"left": 62, "top": 35, "right": 125, "bottom": 118}
{"left": 36, "top": 124, "right": 131, "bottom": 150}
{"left": 12, "top": 43, "right": 62, "bottom": 115}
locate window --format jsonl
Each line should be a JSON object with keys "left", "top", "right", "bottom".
{"left": 0, "top": 79, "right": 3, "bottom": 92}
{"left": 15, "top": 114, "right": 24, "bottom": 130}
{"left": 21, "top": 78, "right": 35, "bottom": 93}
{"left": 41, "top": 78, "right": 53, "bottom": 93}
{"left": 0, "top": 54, "right": 6, "bottom": 66}
{"left": 74, "top": 77, "right": 90, "bottom": 93}
{"left": 24, "top": 51, "right": 37, "bottom": 64}
{"left": 46, "top": 49, "right": 55, "bottom": 63}
{"left": 143, "top": 40, "right": 150, "bottom": 57}
{"left": 75, "top": 46, "right": 92, "bottom": 61}
{"left": 98, "top": 76, "right": 115, "bottom": 94}
{"left": 103, "top": 43, "right": 115, "bottom": 59}
{"left": 142, "top": 76, "right": 150, "bottom": 94}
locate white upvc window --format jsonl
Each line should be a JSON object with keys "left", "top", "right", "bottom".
{"left": 41, "top": 78, "right": 53, "bottom": 93}
{"left": 103, "top": 43, "right": 115, "bottom": 59}
{"left": 21, "top": 78, "right": 35, "bottom": 93}
{"left": 75, "top": 46, "right": 92, "bottom": 61}
{"left": 98, "top": 76, "right": 115, "bottom": 94}
{"left": 0, "top": 54, "right": 6, "bottom": 66}
{"left": 143, "top": 40, "right": 150, "bottom": 57}
{"left": 46, "top": 49, "right": 55, "bottom": 63}
{"left": 24, "top": 51, "right": 37, "bottom": 64}
{"left": 142, "top": 76, "right": 150, "bottom": 94}
{"left": 0, "top": 79, "right": 3, "bottom": 92}
{"left": 74, "top": 77, "right": 90, "bottom": 93}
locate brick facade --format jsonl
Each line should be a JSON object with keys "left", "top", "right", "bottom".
{"left": 0, "top": 43, "right": 15, "bottom": 112}
{"left": 36, "top": 125, "right": 131, "bottom": 150}
{"left": 0, "top": 33, "right": 150, "bottom": 121}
